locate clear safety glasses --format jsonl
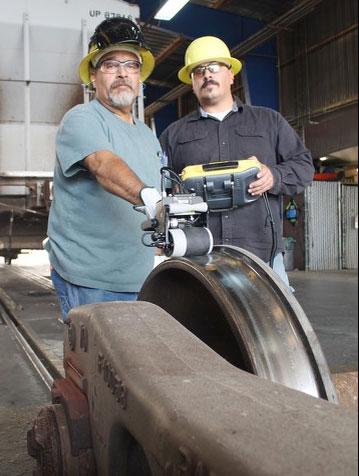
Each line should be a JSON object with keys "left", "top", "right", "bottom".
{"left": 191, "top": 62, "right": 231, "bottom": 78}
{"left": 98, "top": 59, "right": 141, "bottom": 74}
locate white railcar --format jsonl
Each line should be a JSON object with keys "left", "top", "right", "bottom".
{"left": 0, "top": 0, "right": 139, "bottom": 262}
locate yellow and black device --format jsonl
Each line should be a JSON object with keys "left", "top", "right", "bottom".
{"left": 181, "top": 159, "right": 261, "bottom": 211}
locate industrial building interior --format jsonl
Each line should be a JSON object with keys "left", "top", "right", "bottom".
{"left": 0, "top": 0, "right": 358, "bottom": 474}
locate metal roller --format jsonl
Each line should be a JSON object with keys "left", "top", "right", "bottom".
{"left": 168, "top": 226, "right": 213, "bottom": 257}
{"left": 139, "top": 245, "right": 337, "bottom": 402}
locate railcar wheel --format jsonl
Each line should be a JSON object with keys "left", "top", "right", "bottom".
{"left": 139, "top": 245, "right": 337, "bottom": 402}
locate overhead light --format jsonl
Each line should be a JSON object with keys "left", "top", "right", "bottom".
{"left": 319, "top": 157, "right": 328, "bottom": 161}
{"left": 154, "top": 0, "right": 190, "bottom": 21}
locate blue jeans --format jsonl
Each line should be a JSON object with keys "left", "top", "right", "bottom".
{"left": 51, "top": 269, "right": 138, "bottom": 321}
{"left": 267, "top": 253, "right": 293, "bottom": 291}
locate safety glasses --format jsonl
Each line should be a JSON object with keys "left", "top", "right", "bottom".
{"left": 97, "top": 59, "right": 141, "bottom": 74}
{"left": 191, "top": 62, "right": 231, "bottom": 78}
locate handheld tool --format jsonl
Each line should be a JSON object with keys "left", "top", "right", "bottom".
{"left": 181, "top": 159, "right": 261, "bottom": 210}
{"left": 136, "top": 159, "right": 264, "bottom": 259}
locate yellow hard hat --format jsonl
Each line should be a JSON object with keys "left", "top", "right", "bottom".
{"left": 79, "top": 18, "right": 155, "bottom": 85}
{"left": 178, "top": 36, "right": 242, "bottom": 85}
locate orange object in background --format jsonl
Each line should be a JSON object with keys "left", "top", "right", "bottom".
{"left": 314, "top": 172, "right": 338, "bottom": 181}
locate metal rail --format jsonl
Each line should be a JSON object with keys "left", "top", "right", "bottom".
{"left": 0, "top": 273, "right": 63, "bottom": 388}
{"left": 0, "top": 302, "right": 54, "bottom": 390}
{"left": 7, "top": 265, "right": 54, "bottom": 291}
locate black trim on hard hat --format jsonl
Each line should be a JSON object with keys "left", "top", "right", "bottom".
{"left": 89, "top": 18, "right": 147, "bottom": 51}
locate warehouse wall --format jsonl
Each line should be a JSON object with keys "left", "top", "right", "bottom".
{"left": 278, "top": 0, "right": 358, "bottom": 145}
{"left": 305, "top": 182, "right": 358, "bottom": 270}
{"left": 277, "top": 0, "right": 358, "bottom": 270}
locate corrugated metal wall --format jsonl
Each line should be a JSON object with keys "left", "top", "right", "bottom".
{"left": 342, "top": 185, "right": 358, "bottom": 269}
{"left": 306, "top": 182, "right": 341, "bottom": 270}
{"left": 280, "top": 0, "right": 358, "bottom": 271}
{"left": 306, "top": 182, "right": 358, "bottom": 270}
{"left": 278, "top": 0, "right": 358, "bottom": 128}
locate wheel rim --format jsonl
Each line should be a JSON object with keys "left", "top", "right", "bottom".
{"left": 139, "top": 245, "right": 337, "bottom": 402}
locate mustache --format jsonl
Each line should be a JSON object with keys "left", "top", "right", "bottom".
{"left": 202, "top": 79, "right": 219, "bottom": 89}
{"left": 110, "top": 80, "right": 134, "bottom": 92}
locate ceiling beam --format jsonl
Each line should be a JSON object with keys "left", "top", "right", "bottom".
{"left": 146, "top": 78, "right": 177, "bottom": 88}
{"left": 231, "top": 0, "right": 322, "bottom": 57}
{"left": 145, "top": 0, "right": 324, "bottom": 117}
{"left": 155, "top": 35, "right": 185, "bottom": 66}
{"left": 211, "top": 0, "right": 231, "bottom": 9}
{"left": 145, "top": 84, "right": 192, "bottom": 116}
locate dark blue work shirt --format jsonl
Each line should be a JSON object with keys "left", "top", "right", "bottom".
{"left": 159, "top": 98, "right": 314, "bottom": 262}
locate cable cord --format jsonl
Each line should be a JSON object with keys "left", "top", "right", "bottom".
{"left": 160, "top": 167, "right": 184, "bottom": 194}
{"left": 263, "top": 192, "right": 278, "bottom": 268}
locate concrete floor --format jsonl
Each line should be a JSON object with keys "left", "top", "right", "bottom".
{"left": 288, "top": 270, "right": 358, "bottom": 374}
{"left": 0, "top": 323, "right": 49, "bottom": 476}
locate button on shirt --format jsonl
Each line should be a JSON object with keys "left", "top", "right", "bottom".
{"left": 159, "top": 98, "right": 314, "bottom": 262}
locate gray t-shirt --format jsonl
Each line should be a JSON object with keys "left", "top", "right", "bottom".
{"left": 46, "top": 99, "right": 161, "bottom": 292}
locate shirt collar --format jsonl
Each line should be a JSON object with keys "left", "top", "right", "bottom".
{"left": 188, "top": 96, "right": 244, "bottom": 122}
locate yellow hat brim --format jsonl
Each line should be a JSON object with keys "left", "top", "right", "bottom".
{"left": 79, "top": 46, "right": 155, "bottom": 85}
{"left": 178, "top": 57, "right": 242, "bottom": 85}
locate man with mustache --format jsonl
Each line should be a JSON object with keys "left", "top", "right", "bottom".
{"left": 160, "top": 36, "right": 314, "bottom": 287}
{"left": 45, "top": 18, "right": 162, "bottom": 320}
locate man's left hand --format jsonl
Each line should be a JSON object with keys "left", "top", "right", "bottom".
{"left": 248, "top": 163, "right": 274, "bottom": 196}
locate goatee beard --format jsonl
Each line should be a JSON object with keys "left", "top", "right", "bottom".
{"left": 109, "top": 79, "right": 137, "bottom": 109}
{"left": 109, "top": 89, "right": 136, "bottom": 109}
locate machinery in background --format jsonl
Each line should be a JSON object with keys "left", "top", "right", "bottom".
{"left": 0, "top": 172, "right": 52, "bottom": 263}
{"left": 285, "top": 197, "right": 299, "bottom": 225}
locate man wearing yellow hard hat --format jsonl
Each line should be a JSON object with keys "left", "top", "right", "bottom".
{"left": 45, "top": 18, "right": 162, "bottom": 320}
{"left": 160, "top": 36, "right": 314, "bottom": 287}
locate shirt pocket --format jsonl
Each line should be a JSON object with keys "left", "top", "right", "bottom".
{"left": 176, "top": 128, "right": 209, "bottom": 170}
{"left": 232, "top": 127, "right": 269, "bottom": 162}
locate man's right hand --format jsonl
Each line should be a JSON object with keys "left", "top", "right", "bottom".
{"left": 248, "top": 162, "right": 274, "bottom": 196}
{"left": 139, "top": 187, "right": 162, "bottom": 219}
